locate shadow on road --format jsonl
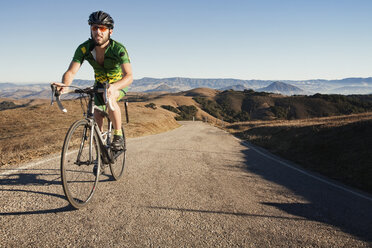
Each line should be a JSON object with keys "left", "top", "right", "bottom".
{"left": 0, "top": 204, "right": 75, "bottom": 216}
{"left": 0, "top": 169, "right": 74, "bottom": 215}
{"left": 0, "top": 187, "right": 76, "bottom": 215}
{"left": 0, "top": 171, "right": 60, "bottom": 186}
{"left": 0, "top": 167, "right": 114, "bottom": 216}
{"left": 145, "top": 205, "right": 308, "bottom": 221}
{"left": 239, "top": 142, "right": 372, "bottom": 242}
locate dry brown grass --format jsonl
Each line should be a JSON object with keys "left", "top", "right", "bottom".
{"left": 0, "top": 99, "right": 179, "bottom": 167}
{"left": 0, "top": 98, "right": 49, "bottom": 106}
{"left": 181, "top": 88, "right": 219, "bottom": 98}
{"left": 141, "top": 92, "right": 221, "bottom": 123}
{"left": 223, "top": 112, "right": 372, "bottom": 193}
{"left": 146, "top": 95, "right": 197, "bottom": 107}
{"left": 225, "top": 112, "right": 372, "bottom": 132}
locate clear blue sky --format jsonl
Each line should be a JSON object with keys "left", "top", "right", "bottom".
{"left": 1, "top": 0, "right": 371, "bottom": 83}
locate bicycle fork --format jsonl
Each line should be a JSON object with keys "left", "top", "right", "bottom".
{"left": 75, "top": 122, "right": 95, "bottom": 166}
{"left": 93, "top": 122, "right": 113, "bottom": 164}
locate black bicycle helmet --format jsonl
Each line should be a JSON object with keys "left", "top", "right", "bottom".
{"left": 88, "top": 11, "right": 114, "bottom": 29}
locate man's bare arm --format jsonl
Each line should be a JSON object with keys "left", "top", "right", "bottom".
{"left": 62, "top": 61, "right": 81, "bottom": 86}
{"left": 109, "top": 63, "right": 133, "bottom": 92}
{"left": 51, "top": 61, "right": 81, "bottom": 92}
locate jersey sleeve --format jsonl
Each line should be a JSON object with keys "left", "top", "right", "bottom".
{"left": 118, "top": 46, "right": 131, "bottom": 64}
{"left": 72, "top": 44, "right": 87, "bottom": 64}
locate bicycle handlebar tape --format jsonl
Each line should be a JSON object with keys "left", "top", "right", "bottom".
{"left": 50, "top": 84, "right": 56, "bottom": 106}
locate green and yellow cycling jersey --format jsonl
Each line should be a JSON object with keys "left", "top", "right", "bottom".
{"left": 72, "top": 38, "right": 131, "bottom": 109}
{"left": 72, "top": 38, "right": 130, "bottom": 85}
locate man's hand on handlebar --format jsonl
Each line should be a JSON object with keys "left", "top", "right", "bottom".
{"left": 106, "top": 83, "right": 119, "bottom": 99}
{"left": 51, "top": 82, "right": 67, "bottom": 94}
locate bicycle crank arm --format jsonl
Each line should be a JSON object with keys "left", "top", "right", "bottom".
{"left": 113, "top": 149, "right": 126, "bottom": 160}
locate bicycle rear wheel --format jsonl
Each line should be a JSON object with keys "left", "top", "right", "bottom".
{"left": 61, "top": 119, "right": 101, "bottom": 209}
{"left": 109, "top": 125, "right": 126, "bottom": 180}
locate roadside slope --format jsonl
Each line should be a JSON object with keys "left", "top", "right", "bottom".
{"left": 225, "top": 113, "right": 372, "bottom": 193}
{"left": 0, "top": 99, "right": 179, "bottom": 167}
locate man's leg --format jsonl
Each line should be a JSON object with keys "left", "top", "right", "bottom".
{"left": 94, "top": 111, "right": 105, "bottom": 132}
{"left": 108, "top": 90, "right": 124, "bottom": 149}
{"left": 93, "top": 91, "right": 106, "bottom": 132}
{"left": 107, "top": 90, "right": 122, "bottom": 130}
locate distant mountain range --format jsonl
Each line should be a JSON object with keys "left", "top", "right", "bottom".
{"left": 144, "top": 83, "right": 179, "bottom": 93}
{"left": 257, "top": 82, "right": 307, "bottom": 95}
{"left": 1, "top": 77, "right": 372, "bottom": 99}
{"left": 219, "top": 82, "right": 307, "bottom": 95}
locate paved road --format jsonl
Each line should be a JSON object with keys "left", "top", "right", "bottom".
{"left": 0, "top": 121, "right": 371, "bottom": 247}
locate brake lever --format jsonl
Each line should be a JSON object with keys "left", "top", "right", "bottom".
{"left": 50, "top": 84, "right": 67, "bottom": 113}
{"left": 56, "top": 95, "right": 67, "bottom": 113}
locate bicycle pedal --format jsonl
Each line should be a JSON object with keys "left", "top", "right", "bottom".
{"left": 111, "top": 146, "right": 124, "bottom": 152}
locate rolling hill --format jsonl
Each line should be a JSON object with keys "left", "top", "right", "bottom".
{"left": 257, "top": 81, "right": 306, "bottom": 95}
{"left": 191, "top": 89, "right": 372, "bottom": 122}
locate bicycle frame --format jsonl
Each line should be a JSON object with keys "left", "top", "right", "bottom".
{"left": 84, "top": 90, "right": 124, "bottom": 165}
{"left": 91, "top": 119, "right": 125, "bottom": 165}
{"left": 51, "top": 82, "right": 126, "bottom": 165}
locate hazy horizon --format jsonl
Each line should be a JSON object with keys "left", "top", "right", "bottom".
{"left": 2, "top": 76, "right": 372, "bottom": 85}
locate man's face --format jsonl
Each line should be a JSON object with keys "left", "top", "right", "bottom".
{"left": 90, "top": 25, "right": 113, "bottom": 46}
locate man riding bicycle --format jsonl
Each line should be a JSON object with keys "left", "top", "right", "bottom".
{"left": 53, "top": 10, "right": 133, "bottom": 150}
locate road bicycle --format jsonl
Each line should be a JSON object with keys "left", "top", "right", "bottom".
{"left": 51, "top": 83, "right": 128, "bottom": 209}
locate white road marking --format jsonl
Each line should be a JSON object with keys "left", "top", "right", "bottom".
{"left": 0, "top": 155, "right": 60, "bottom": 177}
{"left": 0, "top": 149, "right": 93, "bottom": 177}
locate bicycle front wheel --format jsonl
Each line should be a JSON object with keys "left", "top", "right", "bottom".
{"left": 109, "top": 125, "right": 126, "bottom": 180}
{"left": 61, "top": 119, "right": 101, "bottom": 209}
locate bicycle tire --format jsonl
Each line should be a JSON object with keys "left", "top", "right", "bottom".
{"left": 109, "top": 125, "right": 126, "bottom": 180}
{"left": 61, "top": 119, "right": 101, "bottom": 209}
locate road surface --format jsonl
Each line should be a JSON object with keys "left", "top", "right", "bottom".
{"left": 1, "top": 121, "right": 371, "bottom": 247}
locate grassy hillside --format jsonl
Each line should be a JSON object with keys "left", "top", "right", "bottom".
{"left": 225, "top": 113, "right": 372, "bottom": 194}
{"left": 132, "top": 88, "right": 220, "bottom": 122}
{"left": 0, "top": 98, "right": 180, "bottom": 167}
{"left": 194, "top": 89, "right": 372, "bottom": 122}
